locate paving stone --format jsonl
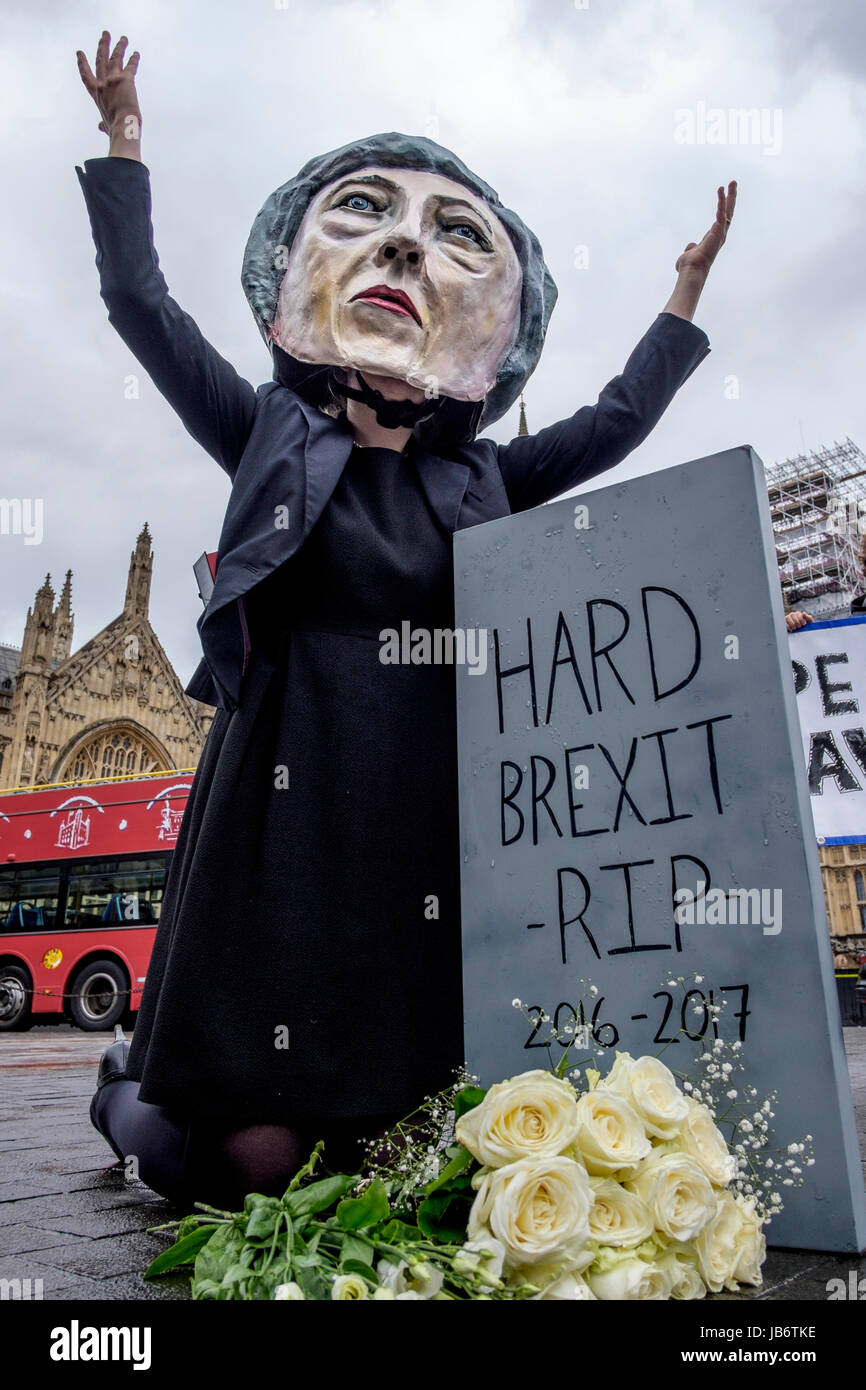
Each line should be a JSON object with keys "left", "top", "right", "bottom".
{"left": 3, "top": 1022, "right": 866, "bottom": 1303}
{"left": 48, "top": 1270, "right": 191, "bottom": 1301}
{"left": 757, "top": 1250, "right": 826, "bottom": 1294}
{"left": 0, "top": 1186, "right": 162, "bottom": 1224}
{"left": 0, "top": 1255, "right": 104, "bottom": 1298}
{"left": 31, "top": 1205, "right": 176, "bottom": 1239}
{"left": 0, "top": 1224, "right": 90, "bottom": 1258}
{"left": 33, "top": 1230, "right": 177, "bottom": 1280}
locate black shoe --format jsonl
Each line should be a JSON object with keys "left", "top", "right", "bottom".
{"left": 96, "top": 1023, "right": 131, "bottom": 1090}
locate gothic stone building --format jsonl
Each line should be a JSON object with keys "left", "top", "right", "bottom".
{"left": 0, "top": 523, "right": 213, "bottom": 790}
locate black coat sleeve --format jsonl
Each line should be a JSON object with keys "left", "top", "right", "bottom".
{"left": 76, "top": 156, "right": 258, "bottom": 482}
{"left": 495, "top": 311, "right": 711, "bottom": 512}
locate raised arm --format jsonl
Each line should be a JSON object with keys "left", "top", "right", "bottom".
{"left": 76, "top": 33, "right": 257, "bottom": 481}
{"left": 497, "top": 182, "right": 737, "bottom": 512}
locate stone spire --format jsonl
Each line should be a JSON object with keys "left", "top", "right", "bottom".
{"left": 123, "top": 522, "right": 153, "bottom": 620}
{"left": 19, "top": 573, "right": 56, "bottom": 672}
{"left": 51, "top": 569, "right": 74, "bottom": 667}
{"left": 517, "top": 392, "right": 529, "bottom": 437}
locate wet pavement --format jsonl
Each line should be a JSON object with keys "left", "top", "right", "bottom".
{"left": 1, "top": 1024, "right": 864, "bottom": 1301}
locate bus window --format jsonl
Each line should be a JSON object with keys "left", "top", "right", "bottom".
{"left": 0, "top": 865, "right": 62, "bottom": 932}
{"left": 64, "top": 857, "right": 168, "bottom": 928}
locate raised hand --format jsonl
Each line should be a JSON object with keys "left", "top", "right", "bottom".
{"left": 76, "top": 31, "right": 142, "bottom": 158}
{"left": 663, "top": 180, "right": 737, "bottom": 321}
{"left": 675, "top": 181, "right": 737, "bottom": 280}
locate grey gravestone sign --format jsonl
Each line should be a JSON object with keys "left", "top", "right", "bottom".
{"left": 454, "top": 445, "right": 866, "bottom": 1252}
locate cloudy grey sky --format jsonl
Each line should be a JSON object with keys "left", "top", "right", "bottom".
{"left": 1, "top": 0, "right": 864, "bottom": 686}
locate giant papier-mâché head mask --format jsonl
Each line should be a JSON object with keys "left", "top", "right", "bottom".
{"left": 242, "top": 132, "right": 558, "bottom": 444}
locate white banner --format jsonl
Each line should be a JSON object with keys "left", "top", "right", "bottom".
{"left": 790, "top": 615, "right": 866, "bottom": 844}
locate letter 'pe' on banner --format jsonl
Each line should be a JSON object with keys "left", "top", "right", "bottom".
{"left": 454, "top": 445, "right": 866, "bottom": 1252}
{"left": 789, "top": 616, "right": 866, "bottom": 845}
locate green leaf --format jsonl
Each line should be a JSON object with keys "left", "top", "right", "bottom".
{"left": 293, "top": 1259, "right": 330, "bottom": 1301}
{"left": 424, "top": 1144, "right": 474, "bottom": 1195}
{"left": 341, "top": 1258, "right": 379, "bottom": 1285}
{"left": 341, "top": 1233, "right": 375, "bottom": 1265}
{"left": 298, "top": 1226, "right": 322, "bottom": 1258}
{"left": 190, "top": 1277, "right": 221, "bottom": 1300}
{"left": 336, "top": 1178, "right": 390, "bottom": 1230}
{"left": 194, "top": 1222, "right": 242, "bottom": 1284}
{"left": 144, "top": 1224, "right": 219, "bottom": 1278}
{"left": 453, "top": 1086, "right": 486, "bottom": 1119}
{"left": 286, "top": 1173, "right": 358, "bottom": 1219}
{"left": 381, "top": 1218, "right": 425, "bottom": 1244}
{"left": 417, "top": 1188, "right": 473, "bottom": 1243}
{"left": 245, "top": 1201, "right": 280, "bottom": 1240}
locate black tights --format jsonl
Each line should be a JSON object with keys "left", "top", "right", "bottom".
{"left": 90, "top": 1079, "right": 399, "bottom": 1210}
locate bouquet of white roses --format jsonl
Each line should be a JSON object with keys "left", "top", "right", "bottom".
{"left": 453, "top": 1055, "right": 766, "bottom": 1299}
{"left": 145, "top": 1031, "right": 808, "bottom": 1300}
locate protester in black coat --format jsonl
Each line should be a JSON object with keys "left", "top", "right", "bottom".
{"left": 77, "top": 32, "right": 734, "bottom": 1206}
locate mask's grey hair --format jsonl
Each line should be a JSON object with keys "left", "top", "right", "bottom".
{"left": 241, "top": 131, "right": 558, "bottom": 429}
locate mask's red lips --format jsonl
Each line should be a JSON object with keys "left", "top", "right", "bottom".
{"left": 350, "top": 284, "right": 422, "bottom": 326}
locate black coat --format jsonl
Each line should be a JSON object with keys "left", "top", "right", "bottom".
{"left": 76, "top": 155, "right": 712, "bottom": 711}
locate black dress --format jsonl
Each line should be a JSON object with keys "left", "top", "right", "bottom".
{"left": 126, "top": 444, "right": 464, "bottom": 1127}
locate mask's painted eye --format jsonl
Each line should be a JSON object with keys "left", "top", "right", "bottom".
{"left": 340, "top": 193, "right": 376, "bottom": 212}
{"left": 444, "top": 221, "right": 491, "bottom": 251}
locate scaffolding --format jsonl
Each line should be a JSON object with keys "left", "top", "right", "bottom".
{"left": 765, "top": 437, "right": 866, "bottom": 618}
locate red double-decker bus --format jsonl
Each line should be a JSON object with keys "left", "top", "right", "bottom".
{"left": 0, "top": 770, "right": 193, "bottom": 1031}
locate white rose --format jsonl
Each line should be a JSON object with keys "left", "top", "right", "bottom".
{"left": 588, "top": 1257, "right": 674, "bottom": 1300}
{"left": 452, "top": 1235, "right": 507, "bottom": 1285}
{"left": 506, "top": 1250, "right": 595, "bottom": 1294}
{"left": 732, "top": 1196, "right": 766, "bottom": 1287}
{"left": 468, "top": 1156, "right": 593, "bottom": 1267}
{"left": 605, "top": 1054, "right": 690, "bottom": 1140}
{"left": 573, "top": 1089, "right": 652, "bottom": 1175}
{"left": 678, "top": 1100, "right": 737, "bottom": 1186}
{"left": 378, "top": 1257, "right": 409, "bottom": 1293}
{"left": 626, "top": 1152, "right": 716, "bottom": 1242}
{"left": 694, "top": 1192, "right": 765, "bottom": 1292}
{"left": 657, "top": 1252, "right": 706, "bottom": 1300}
{"left": 331, "top": 1274, "right": 369, "bottom": 1300}
{"left": 273, "top": 1281, "right": 305, "bottom": 1300}
{"left": 533, "top": 1270, "right": 597, "bottom": 1300}
{"left": 377, "top": 1258, "right": 442, "bottom": 1298}
{"left": 455, "top": 1069, "right": 580, "bottom": 1167}
{"left": 588, "top": 1177, "right": 654, "bottom": 1247}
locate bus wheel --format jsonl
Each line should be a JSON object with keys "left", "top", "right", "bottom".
{"left": 68, "top": 959, "right": 129, "bottom": 1031}
{"left": 0, "top": 965, "right": 33, "bottom": 1031}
